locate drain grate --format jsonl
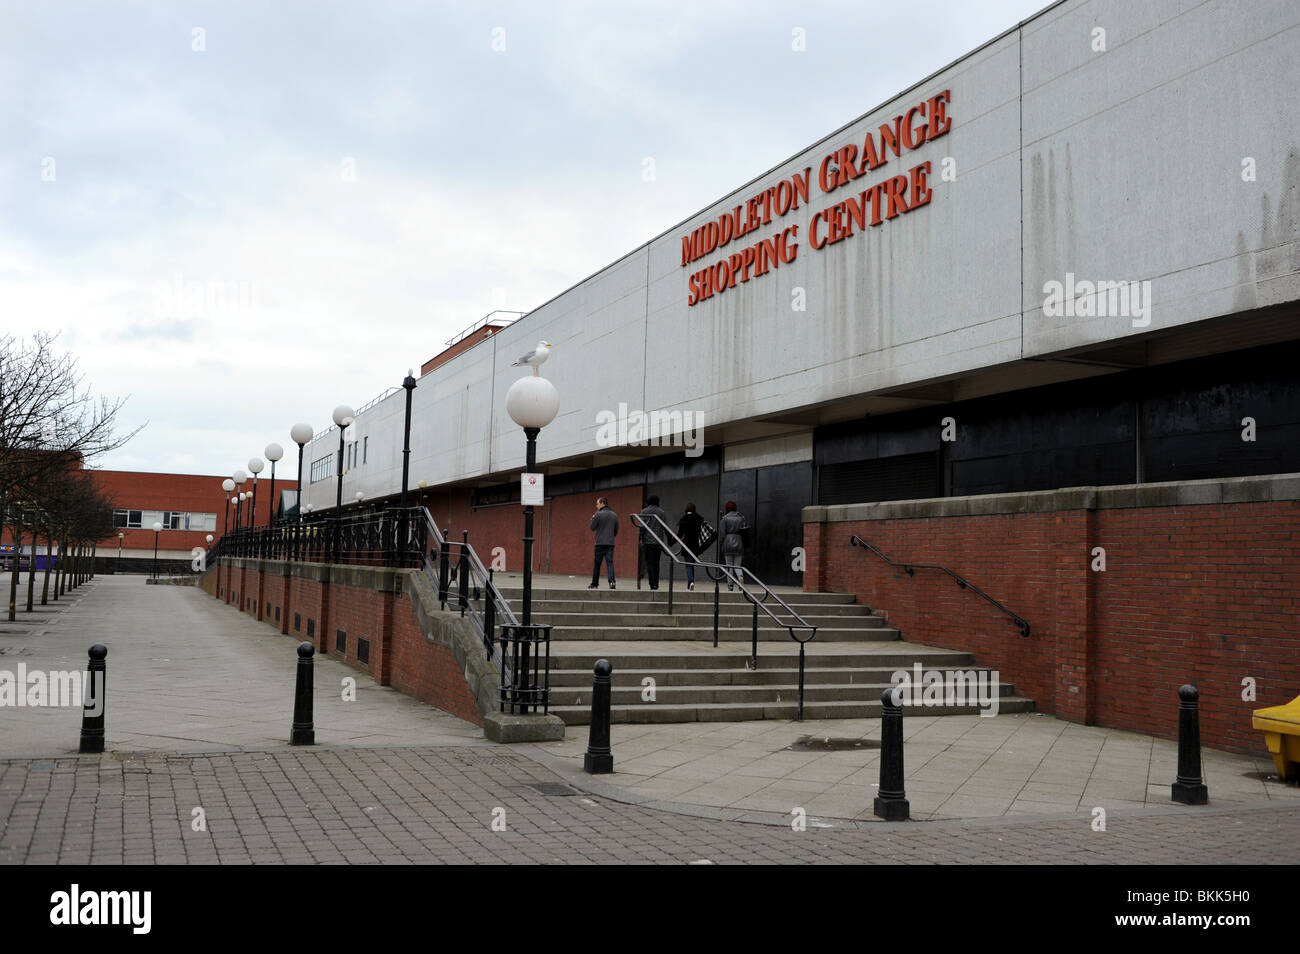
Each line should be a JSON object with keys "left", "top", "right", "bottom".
{"left": 524, "top": 782, "right": 584, "bottom": 797}
{"left": 785, "top": 736, "right": 881, "bottom": 752}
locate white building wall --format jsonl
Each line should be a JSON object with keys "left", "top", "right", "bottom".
{"left": 304, "top": 0, "right": 1300, "bottom": 510}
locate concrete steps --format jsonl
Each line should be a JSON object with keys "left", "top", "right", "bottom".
{"left": 551, "top": 697, "right": 1037, "bottom": 726}
{"left": 492, "top": 582, "right": 1033, "bottom": 726}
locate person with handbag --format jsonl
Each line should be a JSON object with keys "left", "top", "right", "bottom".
{"left": 676, "top": 502, "right": 707, "bottom": 590}
{"left": 719, "top": 500, "right": 749, "bottom": 590}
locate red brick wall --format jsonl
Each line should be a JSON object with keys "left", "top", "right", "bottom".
{"left": 200, "top": 561, "right": 483, "bottom": 726}
{"left": 807, "top": 500, "right": 1300, "bottom": 753}
{"left": 325, "top": 579, "right": 391, "bottom": 679}
{"left": 263, "top": 572, "right": 286, "bottom": 631}
{"left": 430, "top": 485, "right": 644, "bottom": 580}
{"left": 389, "top": 601, "right": 484, "bottom": 725}
{"left": 291, "top": 577, "right": 324, "bottom": 644}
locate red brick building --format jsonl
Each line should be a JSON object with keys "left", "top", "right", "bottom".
{"left": 3, "top": 469, "right": 288, "bottom": 571}
{"left": 92, "top": 470, "right": 283, "bottom": 566}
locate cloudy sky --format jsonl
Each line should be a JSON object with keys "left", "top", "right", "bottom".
{"left": 1, "top": 0, "right": 1047, "bottom": 479}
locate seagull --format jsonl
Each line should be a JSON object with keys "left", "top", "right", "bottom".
{"left": 512, "top": 340, "right": 552, "bottom": 375}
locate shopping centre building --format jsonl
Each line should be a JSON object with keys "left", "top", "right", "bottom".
{"left": 297, "top": 0, "right": 1297, "bottom": 747}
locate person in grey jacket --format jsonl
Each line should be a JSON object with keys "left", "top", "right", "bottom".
{"left": 589, "top": 497, "right": 619, "bottom": 589}
{"left": 719, "top": 500, "right": 748, "bottom": 590}
{"left": 638, "top": 495, "right": 668, "bottom": 590}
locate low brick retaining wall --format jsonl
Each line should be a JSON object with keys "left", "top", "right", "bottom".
{"left": 803, "top": 474, "right": 1300, "bottom": 754}
{"left": 200, "top": 558, "right": 496, "bottom": 726}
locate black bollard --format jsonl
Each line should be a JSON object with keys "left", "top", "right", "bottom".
{"left": 583, "top": 659, "right": 614, "bottom": 774}
{"left": 78, "top": 644, "right": 107, "bottom": 754}
{"left": 290, "top": 641, "right": 315, "bottom": 746}
{"left": 873, "top": 686, "right": 910, "bottom": 821}
{"left": 1171, "top": 684, "right": 1208, "bottom": 805}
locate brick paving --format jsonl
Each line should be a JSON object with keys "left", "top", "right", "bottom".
{"left": 1, "top": 746, "right": 1297, "bottom": 865}
{"left": 3, "top": 576, "right": 1297, "bottom": 865}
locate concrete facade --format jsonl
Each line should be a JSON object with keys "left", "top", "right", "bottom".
{"left": 302, "top": 0, "right": 1300, "bottom": 508}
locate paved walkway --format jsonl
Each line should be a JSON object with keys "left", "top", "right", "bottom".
{"left": 1, "top": 575, "right": 1297, "bottom": 864}
{"left": 3, "top": 746, "right": 1297, "bottom": 864}
{"left": 0, "top": 576, "right": 482, "bottom": 756}
{"left": 532, "top": 714, "right": 1298, "bottom": 825}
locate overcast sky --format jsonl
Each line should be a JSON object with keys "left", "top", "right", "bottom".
{"left": 1, "top": 0, "right": 1048, "bottom": 479}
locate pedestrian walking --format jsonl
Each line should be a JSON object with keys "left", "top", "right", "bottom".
{"left": 677, "top": 502, "right": 704, "bottom": 590}
{"left": 639, "top": 495, "right": 668, "bottom": 590}
{"left": 589, "top": 497, "right": 618, "bottom": 589}
{"left": 719, "top": 500, "right": 749, "bottom": 590}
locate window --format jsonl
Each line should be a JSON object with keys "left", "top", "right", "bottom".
{"left": 311, "top": 455, "right": 333, "bottom": 483}
{"left": 115, "top": 508, "right": 215, "bottom": 531}
{"left": 363, "top": 436, "right": 368, "bottom": 464}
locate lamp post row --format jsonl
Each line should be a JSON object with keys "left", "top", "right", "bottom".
{"left": 199, "top": 368, "right": 556, "bottom": 720}
{"left": 209, "top": 373, "right": 438, "bottom": 573}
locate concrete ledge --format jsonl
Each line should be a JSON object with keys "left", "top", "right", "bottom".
{"left": 803, "top": 473, "right": 1300, "bottom": 522}
{"left": 483, "top": 711, "right": 565, "bottom": 743}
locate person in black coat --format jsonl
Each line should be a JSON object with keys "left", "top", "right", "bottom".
{"left": 588, "top": 497, "right": 618, "bottom": 589}
{"left": 639, "top": 495, "right": 668, "bottom": 590}
{"left": 677, "top": 502, "right": 704, "bottom": 590}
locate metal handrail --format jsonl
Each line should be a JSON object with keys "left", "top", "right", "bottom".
{"left": 631, "top": 513, "right": 817, "bottom": 718}
{"left": 419, "top": 508, "right": 517, "bottom": 669}
{"left": 848, "top": 534, "right": 1030, "bottom": 637}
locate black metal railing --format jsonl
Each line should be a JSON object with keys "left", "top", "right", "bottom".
{"left": 631, "top": 513, "right": 817, "bottom": 718}
{"left": 417, "top": 508, "right": 518, "bottom": 667}
{"left": 848, "top": 534, "right": 1030, "bottom": 637}
{"left": 212, "top": 507, "right": 427, "bottom": 568}
{"left": 498, "top": 623, "right": 550, "bottom": 715}
{"left": 202, "top": 504, "right": 528, "bottom": 709}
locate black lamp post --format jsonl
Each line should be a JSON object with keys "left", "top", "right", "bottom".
{"left": 222, "top": 478, "right": 234, "bottom": 536}
{"left": 152, "top": 521, "right": 162, "bottom": 580}
{"left": 265, "top": 443, "right": 284, "bottom": 527}
{"left": 290, "top": 424, "right": 314, "bottom": 563}
{"left": 331, "top": 405, "right": 356, "bottom": 564}
{"left": 248, "top": 457, "right": 264, "bottom": 528}
{"left": 233, "top": 469, "right": 247, "bottom": 532}
{"left": 117, "top": 532, "right": 123, "bottom": 573}
{"left": 400, "top": 370, "right": 417, "bottom": 508}
{"left": 291, "top": 424, "right": 313, "bottom": 520}
{"left": 505, "top": 374, "right": 559, "bottom": 626}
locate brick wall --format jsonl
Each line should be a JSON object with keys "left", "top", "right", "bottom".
{"left": 805, "top": 481, "right": 1300, "bottom": 754}
{"left": 201, "top": 559, "right": 485, "bottom": 726}
{"left": 430, "top": 484, "right": 644, "bottom": 581}
{"left": 389, "top": 601, "right": 483, "bottom": 724}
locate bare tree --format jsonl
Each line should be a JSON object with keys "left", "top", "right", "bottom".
{"left": 0, "top": 332, "right": 141, "bottom": 619}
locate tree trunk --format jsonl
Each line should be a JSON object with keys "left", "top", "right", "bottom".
{"left": 41, "top": 528, "right": 52, "bottom": 605}
{"left": 8, "top": 520, "right": 21, "bottom": 620}
{"left": 25, "top": 533, "right": 36, "bottom": 611}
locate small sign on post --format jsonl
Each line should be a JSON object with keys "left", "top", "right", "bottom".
{"left": 521, "top": 473, "right": 544, "bottom": 506}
